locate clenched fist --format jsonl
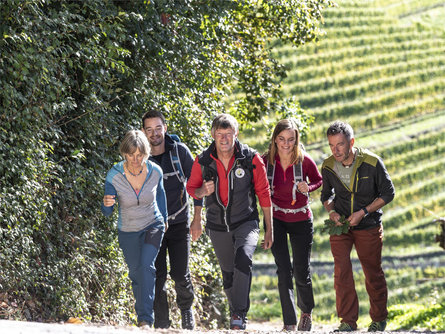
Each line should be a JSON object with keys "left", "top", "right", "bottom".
{"left": 103, "top": 195, "right": 116, "bottom": 207}
{"left": 195, "top": 180, "right": 215, "bottom": 198}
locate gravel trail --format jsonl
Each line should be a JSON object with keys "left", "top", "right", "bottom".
{"left": 0, "top": 319, "right": 439, "bottom": 334}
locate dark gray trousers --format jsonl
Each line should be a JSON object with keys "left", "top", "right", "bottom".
{"left": 207, "top": 220, "right": 259, "bottom": 316}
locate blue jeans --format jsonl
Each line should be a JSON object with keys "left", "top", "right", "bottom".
{"left": 118, "top": 221, "right": 164, "bottom": 324}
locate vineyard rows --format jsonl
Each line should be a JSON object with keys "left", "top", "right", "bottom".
{"left": 283, "top": 48, "right": 445, "bottom": 82}
{"left": 277, "top": 39, "right": 445, "bottom": 67}
{"left": 286, "top": 57, "right": 445, "bottom": 95}
{"left": 278, "top": 30, "right": 444, "bottom": 56}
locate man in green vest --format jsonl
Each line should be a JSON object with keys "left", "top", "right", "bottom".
{"left": 320, "top": 121, "right": 395, "bottom": 332}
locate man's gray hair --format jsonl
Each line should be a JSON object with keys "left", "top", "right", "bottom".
{"left": 211, "top": 113, "right": 239, "bottom": 134}
{"left": 326, "top": 121, "right": 354, "bottom": 142}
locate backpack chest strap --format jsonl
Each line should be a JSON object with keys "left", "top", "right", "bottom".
{"left": 267, "top": 160, "right": 306, "bottom": 203}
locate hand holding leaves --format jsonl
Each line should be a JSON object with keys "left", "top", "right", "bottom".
{"left": 322, "top": 216, "right": 350, "bottom": 235}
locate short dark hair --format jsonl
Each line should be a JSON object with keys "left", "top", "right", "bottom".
{"left": 327, "top": 121, "right": 354, "bottom": 142}
{"left": 142, "top": 109, "right": 166, "bottom": 127}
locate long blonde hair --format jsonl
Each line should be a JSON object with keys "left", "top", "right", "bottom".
{"left": 266, "top": 119, "right": 304, "bottom": 166}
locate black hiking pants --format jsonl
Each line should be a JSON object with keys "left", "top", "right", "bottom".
{"left": 154, "top": 222, "right": 194, "bottom": 328}
{"left": 271, "top": 217, "right": 314, "bottom": 325}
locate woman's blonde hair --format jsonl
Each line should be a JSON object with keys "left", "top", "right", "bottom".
{"left": 119, "top": 130, "right": 151, "bottom": 161}
{"left": 266, "top": 119, "right": 304, "bottom": 166}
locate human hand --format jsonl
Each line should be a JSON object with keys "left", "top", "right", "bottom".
{"left": 103, "top": 195, "right": 116, "bottom": 207}
{"left": 329, "top": 211, "right": 342, "bottom": 226}
{"left": 190, "top": 216, "right": 203, "bottom": 241}
{"left": 322, "top": 216, "right": 350, "bottom": 235}
{"left": 347, "top": 210, "right": 365, "bottom": 226}
{"left": 297, "top": 181, "right": 309, "bottom": 193}
{"left": 196, "top": 180, "right": 215, "bottom": 197}
{"left": 261, "top": 230, "right": 273, "bottom": 250}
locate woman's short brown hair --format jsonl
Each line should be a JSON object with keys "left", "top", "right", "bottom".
{"left": 119, "top": 130, "right": 151, "bottom": 161}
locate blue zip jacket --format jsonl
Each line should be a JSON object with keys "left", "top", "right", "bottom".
{"left": 101, "top": 160, "right": 167, "bottom": 232}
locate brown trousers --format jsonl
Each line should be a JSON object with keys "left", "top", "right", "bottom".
{"left": 330, "top": 225, "right": 388, "bottom": 329}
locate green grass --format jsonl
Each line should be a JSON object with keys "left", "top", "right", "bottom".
{"left": 250, "top": 267, "right": 445, "bottom": 330}
{"left": 388, "top": 303, "right": 445, "bottom": 331}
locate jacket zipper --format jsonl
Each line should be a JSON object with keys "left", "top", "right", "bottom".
{"left": 211, "top": 171, "right": 229, "bottom": 231}
{"left": 351, "top": 172, "right": 359, "bottom": 215}
{"left": 224, "top": 159, "right": 240, "bottom": 231}
{"left": 122, "top": 164, "right": 149, "bottom": 206}
{"left": 215, "top": 159, "right": 239, "bottom": 232}
{"left": 215, "top": 179, "right": 229, "bottom": 231}
{"left": 325, "top": 166, "right": 355, "bottom": 215}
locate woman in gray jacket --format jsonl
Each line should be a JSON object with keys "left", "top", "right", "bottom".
{"left": 102, "top": 129, "right": 167, "bottom": 328}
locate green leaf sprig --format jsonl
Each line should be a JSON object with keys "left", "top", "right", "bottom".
{"left": 322, "top": 216, "right": 350, "bottom": 235}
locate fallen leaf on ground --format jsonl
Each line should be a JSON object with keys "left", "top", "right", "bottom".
{"left": 66, "top": 317, "right": 83, "bottom": 324}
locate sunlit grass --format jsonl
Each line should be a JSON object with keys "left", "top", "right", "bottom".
{"left": 250, "top": 267, "right": 445, "bottom": 330}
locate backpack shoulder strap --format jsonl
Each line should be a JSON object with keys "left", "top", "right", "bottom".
{"left": 291, "top": 158, "right": 307, "bottom": 205}
{"left": 292, "top": 160, "right": 303, "bottom": 183}
{"left": 240, "top": 147, "right": 256, "bottom": 171}
{"left": 266, "top": 160, "right": 275, "bottom": 196}
{"left": 169, "top": 142, "right": 186, "bottom": 184}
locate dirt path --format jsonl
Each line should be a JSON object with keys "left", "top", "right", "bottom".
{"left": 0, "top": 319, "right": 437, "bottom": 334}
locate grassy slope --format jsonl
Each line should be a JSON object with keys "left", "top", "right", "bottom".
{"left": 247, "top": 0, "right": 445, "bottom": 330}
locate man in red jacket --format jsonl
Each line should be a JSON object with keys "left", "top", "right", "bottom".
{"left": 187, "top": 113, "right": 273, "bottom": 330}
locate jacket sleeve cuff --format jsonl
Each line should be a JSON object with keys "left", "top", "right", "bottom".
{"left": 193, "top": 198, "right": 203, "bottom": 206}
{"left": 101, "top": 203, "right": 114, "bottom": 216}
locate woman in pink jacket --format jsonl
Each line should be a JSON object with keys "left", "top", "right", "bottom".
{"left": 263, "top": 119, "right": 322, "bottom": 331}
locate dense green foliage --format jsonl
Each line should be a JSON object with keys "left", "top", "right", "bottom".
{"left": 0, "top": 0, "right": 332, "bottom": 326}
{"left": 246, "top": 0, "right": 445, "bottom": 330}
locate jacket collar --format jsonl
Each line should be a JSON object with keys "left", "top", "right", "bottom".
{"left": 323, "top": 147, "right": 366, "bottom": 170}
{"left": 163, "top": 133, "right": 176, "bottom": 152}
{"left": 200, "top": 139, "right": 245, "bottom": 165}
{"left": 113, "top": 160, "right": 152, "bottom": 174}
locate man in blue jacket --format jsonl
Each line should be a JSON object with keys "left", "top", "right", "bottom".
{"left": 142, "top": 110, "right": 203, "bottom": 330}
